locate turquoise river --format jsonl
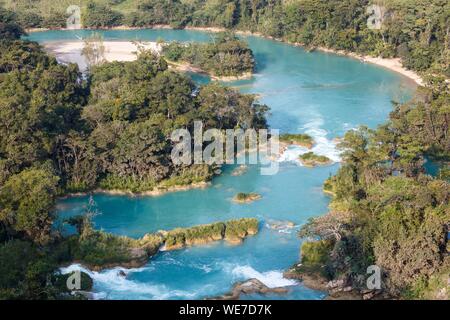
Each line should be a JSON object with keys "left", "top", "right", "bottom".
{"left": 28, "top": 29, "right": 416, "bottom": 300}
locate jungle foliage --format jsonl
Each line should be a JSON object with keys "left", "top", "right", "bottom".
{"left": 299, "top": 82, "right": 450, "bottom": 298}
{"left": 0, "top": 15, "right": 267, "bottom": 298}
{"left": 2, "top": 1, "right": 448, "bottom": 76}
{"left": 162, "top": 32, "right": 254, "bottom": 77}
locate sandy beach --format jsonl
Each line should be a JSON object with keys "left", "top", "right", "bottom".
{"left": 316, "top": 46, "right": 424, "bottom": 86}
{"left": 44, "top": 41, "right": 162, "bottom": 71}
{"left": 44, "top": 40, "right": 253, "bottom": 81}
{"left": 185, "top": 26, "right": 425, "bottom": 86}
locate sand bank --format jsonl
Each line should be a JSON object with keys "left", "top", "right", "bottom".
{"left": 44, "top": 41, "right": 162, "bottom": 71}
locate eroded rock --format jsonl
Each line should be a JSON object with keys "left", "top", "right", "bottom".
{"left": 208, "top": 278, "right": 289, "bottom": 300}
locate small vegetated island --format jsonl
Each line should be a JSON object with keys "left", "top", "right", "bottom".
{"left": 279, "top": 134, "right": 314, "bottom": 149}
{"left": 233, "top": 192, "right": 262, "bottom": 203}
{"left": 161, "top": 32, "right": 255, "bottom": 81}
{"left": 67, "top": 212, "right": 259, "bottom": 270}
{"left": 298, "top": 152, "right": 332, "bottom": 167}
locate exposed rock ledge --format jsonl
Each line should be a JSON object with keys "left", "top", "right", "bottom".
{"left": 73, "top": 218, "right": 259, "bottom": 271}
{"left": 207, "top": 278, "right": 289, "bottom": 300}
{"left": 284, "top": 267, "right": 387, "bottom": 300}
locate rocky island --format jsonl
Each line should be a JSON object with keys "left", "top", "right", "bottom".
{"left": 279, "top": 133, "right": 314, "bottom": 149}
{"left": 233, "top": 192, "right": 262, "bottom": 204}
{"left": 299, "top": 152, "right": 332, "bottom": 167}
{"left": 66, "top": 217, "right": 259, "bottom": 270}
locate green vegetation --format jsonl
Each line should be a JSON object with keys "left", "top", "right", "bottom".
{"left": 294, "top": 240, "right": 334, "bottom": 278}
{"left": 299, "top": 152, "right": 332, "bottom": 167}
{"left": 233, "top": 192, "right": 261, "bottom": 203}
{"left": 165, "top": 222, "right": 226, "bottom": 249}
{"left": 165, "top": 218, "right": 259, "bottom": 249}
{"left": 3, "top": 1, "right": 448, "bottom": 77}
{"left": 0, "top": 15, "right": 268, "bottom": 298}
{"left": 0, "top": 168, "right": 59, "bottom": 245}
{"left": 280, "top": 133, "right": 314, "bottom": 148}
{"left": 56, "top": 271, "right": 94, "bottom": 292}
{"left": 83, "top": 2, "right": 123, "bottom": 28}
{"left": 0, "top": 32, "right": 266, "bottom": 194}
{"left": 322, "top": 177, "right": 336, "bottom": 196}
{"left": 224, "top": 218, "right": 259, "bottom": 243}
{"left": 162, "top": 32, "right": 254, "bottom": 78}
{"left": 66, "top": 226, "right": 164, "bottom": 269}
{"left": 298, "top": 83, "right": 450, "bottom": 299}
{"left": 0, "top": 1, "right": 449, "bottom": 300}
{"left": 0, "top": 240, "right": 61, "bottom": 299}
{"left": 69, "top": 214, "right": 259, "bottom": 265}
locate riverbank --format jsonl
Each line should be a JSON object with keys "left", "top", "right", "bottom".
{"left": 60, "top": 181, "right": 211, "bottom": 199}
{"left": 43, "top": 40, "right": 162, "bottom": 71}
{"left": 186, "top": 27, "right": 424, "bottom": 86}
{"left": 28, "top": 25, "right": 423, "bottom": 85}
{"left": 43, "top": 40, "right": 253, "bottom": 81}
{"left": 284, "top": 265, "right": 369, "bottom": 300}
{"left": 166, "top": 60, "right": 253, "bottom": 82}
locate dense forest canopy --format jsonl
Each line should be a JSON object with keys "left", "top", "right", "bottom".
{"left": 0, "top": 11, "right": 269, "bottom": 298}
{"left": 162, "top": 31, "right": 255, "bottom": 77}
{"left": 299, "top": 83, "right": 450, "bottom": 299}
{"left": 1, "top": 0, "right": 449, "bottom": 77}
{"left": 0, "top": 0, "right": 449, "bottom": 300}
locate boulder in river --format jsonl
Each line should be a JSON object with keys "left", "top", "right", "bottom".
{"left": 266, "top": 220, "right": 296, "bottom": 231}
{"left": 208, "top": 278, "right": 289, "bottom": 300}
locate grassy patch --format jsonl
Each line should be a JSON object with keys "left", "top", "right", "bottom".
{"left": 296, "top": 240, "right": 334, "bottom": 278}
{"left": 299, "top": 152, "right": 332, "bottom": 167}
{"left": 161, "top": 33, "right": 254, "bottom": 77}
{"left": 66, "top": 218, "right": 259, "bottom": 268}
{"left": 224, "top": 218, "right": 259, "bottom": 243}
{"left": 280, "top": 134, "right": 314, "bottom": 148}
{"left": 233, "top": 192, "right": 261, "bottom": 203}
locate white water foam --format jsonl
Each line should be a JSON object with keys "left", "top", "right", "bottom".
{"left": 278, "top": 116, "right": 341, "bottom": 164}
{"left": 60, "top": 264, "right": 197, "bottom": 300}
{"left": 231, "top": 265, "right": 297, "bottom": 288}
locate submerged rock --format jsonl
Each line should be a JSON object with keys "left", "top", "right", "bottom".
{"left": 266, "top": 220, "right": 295, "bottom": 231}
{"left": 231, "top": 165, "right": 248, "bottom": 176}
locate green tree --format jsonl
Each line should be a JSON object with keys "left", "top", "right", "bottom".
{"left": 0, "top": 168, "right": 59, "bottom": 244}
